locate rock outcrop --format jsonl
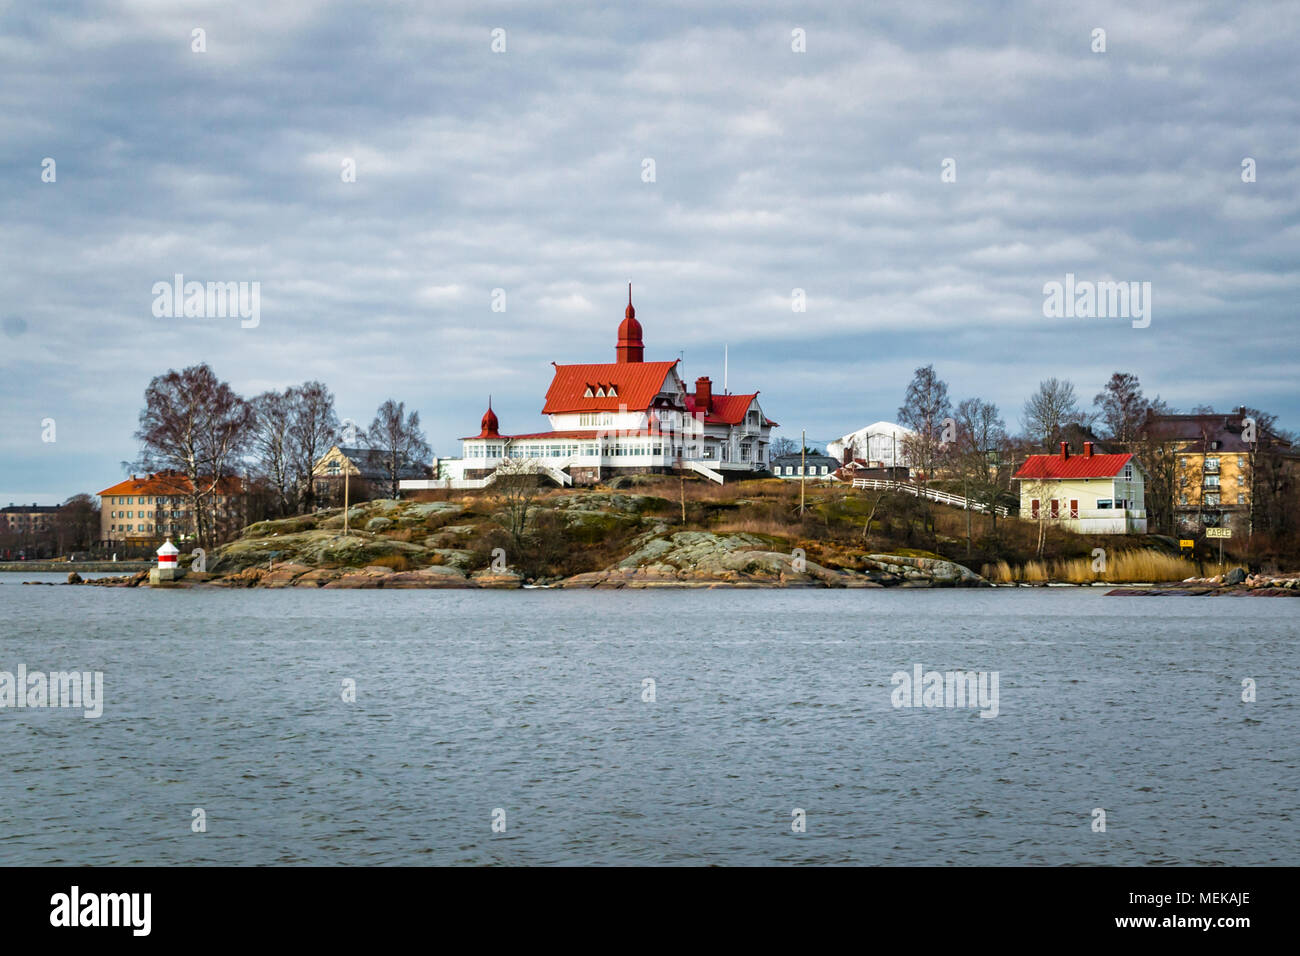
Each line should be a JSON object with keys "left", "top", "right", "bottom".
{"left": 557, "top": 532, "right": 986, "bottom": 589}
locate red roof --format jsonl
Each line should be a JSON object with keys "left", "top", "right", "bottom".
{"left": 1013, "top": 453, "right": 1134, "bottom": 480}
{"left": 461, "top": 429, "right": 667, "bottom": 441}
{"left": 683, "top": 391, "right": 761, "bottom": 426}
{"left": 98, "top": 471, "right": 244, "bottom": 496}
{"left": 542, "top": 361, "right": 678, "bottom": 414}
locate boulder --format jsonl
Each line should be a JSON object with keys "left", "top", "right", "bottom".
{"left": 261, "top": 562, "right": 312, "bottom": 588}
{"left": 293, "top": 568, "right": 344, "bottom": 587}
{"left": 383, "top": 566, "right": 472, "bottom": 588}
{"left": 470, "top": 568, "right": 523, "bottom": 589}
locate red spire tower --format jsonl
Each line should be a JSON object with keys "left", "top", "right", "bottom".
{"left": 616, "top": 283, "right": 644, "bottom": 363}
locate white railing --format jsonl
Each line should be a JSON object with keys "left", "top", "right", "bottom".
{"left": 850, "top": 479, "right": 1010, "bottom": 516}
{"left": 685, "top": 460, "right": 726, "bottom": 484}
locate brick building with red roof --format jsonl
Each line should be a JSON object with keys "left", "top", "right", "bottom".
{"left": 97, "top": 470, "right": 248, "bottom": 546}
{"left": 440, "top": 287, "right": 776, "bottom": 485}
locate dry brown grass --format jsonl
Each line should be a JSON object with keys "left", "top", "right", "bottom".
{"left": 709, "top": 515, "right": 796, "bottom": 539}
{"left": 368, "top": 554, "right": 411, "bottom": 571}
{"left": 982, "top": 549, "right": 1200, "bottom": 583}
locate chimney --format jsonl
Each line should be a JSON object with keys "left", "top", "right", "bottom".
{"left": 1083, "top": 441, "right": 1094, "bottom": 458}
{"left": 1059, "top": 441, "right": 1070, "bottom": 461}
{"left": 695, "top": 376, "right": 712, "bottom": 414}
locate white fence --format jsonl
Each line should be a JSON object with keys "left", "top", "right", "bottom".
{"left": 850, "top": 479, "right": 1010, "bottom": 516}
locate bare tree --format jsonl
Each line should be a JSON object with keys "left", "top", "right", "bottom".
{"left": 289, "top": 381, "right": 339, "bottom": 512}
{"left": 1022, "top": 377, "right": 1092, "bottom": 452}
{"left": 954, "top": 397, "right": 1008, "bottom": 544}
{"left": 1093, "top": 372, "right": 1147, "bottom": 445}
{"left": 250, "top": 388, "right": 297, "bottom": 516}
{"left": 897, "top": 364, "right": 952, "bottom": 485}
{"left": 57, "top": 494, "right": 100, "bottom": 553}
{"left": 1242, "top": 407, "right": 1295, "bottom": 538}
{"left": 135, "top": 363, "right": 253, "bottom": 548}
{"left": 492, "top": 457, "right": 542, "bottom": 552}
{"left": 366, "top": 399, "right": 431, "bottom": 498}
{"left": 1019, "top": 475, "right": 1063, "bottom": 558}
{"left": 769, "top": 436, "right": 798, "bottom": 461}
{"left": 1131, "top": 398, "right": 1178, "bottom": 534}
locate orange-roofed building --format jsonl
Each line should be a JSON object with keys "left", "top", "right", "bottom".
{"left": 426, "top": 286, "right": 777, "bottom": 486}
{"left": 97, "top": 470, "right": 248, "bottom": 546}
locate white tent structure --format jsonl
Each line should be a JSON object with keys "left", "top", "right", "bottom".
{"left": 826, "top": 421, "right": 915, "bottom": 468}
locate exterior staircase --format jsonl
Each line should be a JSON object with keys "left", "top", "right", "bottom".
{"left": 684, "top": 460, "right": 726, "bottom": 484}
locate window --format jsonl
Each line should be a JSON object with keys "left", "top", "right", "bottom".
{"left": 1030, "top": 499, "right": 1040, "bottom": 518}
{"left": 1205, "top": 494, "right": 1220, "bottom": 506}
{"left": 1205, "top": 475, "right": 1220, "bottom": 488}
{"left": 1123, "top": 464, "right": 1133, "bottom": 479}
{"left": 1097, "top": 499, "right": 1112, "bottom": 509}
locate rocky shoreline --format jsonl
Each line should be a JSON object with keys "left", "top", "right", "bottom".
{"left": 47, "top": 534, "right": 994, "bottom": 589}
{"left": 23, "top": 496, "right": 1300, "bottom": 595}
{"left": 1, "top": 561, "right": 151, "bottom": 573}
{"left": 1104, "top": 570, "right": 1300, "bottom": 597}
{"left": 39, "top": 561, "right": 1300, "bottom": 594}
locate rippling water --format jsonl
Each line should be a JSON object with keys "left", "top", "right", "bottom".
{"left": 2, "top": 574, "right": 1296, "bottom": 865}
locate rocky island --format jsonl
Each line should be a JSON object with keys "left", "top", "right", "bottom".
{"left": 49, "top": 480, "right": 1299, "bottom": 594}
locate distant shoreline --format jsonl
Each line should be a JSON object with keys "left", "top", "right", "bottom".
{"left": 0, "top": 561, "right": 151, "bottom": 573}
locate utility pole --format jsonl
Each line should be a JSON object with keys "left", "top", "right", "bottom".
{"left": 679, "top": 462, "right": 686, "bottom": 525}
{"left": 965, "top": 475, "right": 972, "bottom": 557}
{"left": 800, "top": 430, "right": 807, "bottom": 515}
{"left": 343, "top": 462, "right": 350, "bottom": 536}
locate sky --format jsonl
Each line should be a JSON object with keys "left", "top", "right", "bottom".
{"left": 2, "top": 0, "right": 1298, "bottom": 505}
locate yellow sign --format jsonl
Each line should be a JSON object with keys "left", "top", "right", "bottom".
{"left": 1205, "top": 528, "right": 1233, "bottom": 539}
{"left": 1179, "top": 539, "right": 1194, "bottom": 548}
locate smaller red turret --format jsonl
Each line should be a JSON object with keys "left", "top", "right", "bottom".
{"left": 477, "top": 398, "right": 500, "bottom": 438}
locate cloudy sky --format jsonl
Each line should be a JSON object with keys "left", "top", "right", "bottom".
{"left": 2, "top": 0, "right": 1298, "bottom": 504}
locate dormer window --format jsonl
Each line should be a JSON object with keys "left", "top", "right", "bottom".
{"left": 583, "top": 386, "right": 594, "bottom": 398}
{"left": 608, "top": 384, "right": 617, "bottom": 397}
{"left": 595, "top": 386, "right": 605, "bottom": 397}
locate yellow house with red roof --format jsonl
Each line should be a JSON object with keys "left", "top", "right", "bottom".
{"left": 448, "top": 288, "right": 776, "bottom": 485}
{"left": 1012, "top": 442, "right": 1148, "bottom": 534}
